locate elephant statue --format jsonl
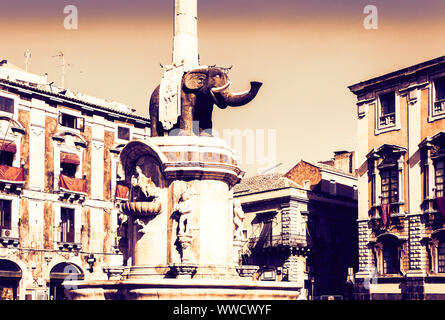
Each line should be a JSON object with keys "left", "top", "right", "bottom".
{"left": 149, "top": 67, "right": 262, "bottom": 136}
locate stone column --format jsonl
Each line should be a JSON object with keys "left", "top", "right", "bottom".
{"left": 173, "top": 0, "right": 199, "bottom": 70}
{"left": 91, "top": 115, "right": 105, "bottom": 200}
{"left": 357, "top": 219, "right": 372, "bottom": 273}
{"left": 281, "top": 200, "right": 302, "bottom": 246}
{"left": 29, "top": 99, "right": 46, "bottom": 191}
{"left": 407, "top": 214, "right": 426, "bottom": 275}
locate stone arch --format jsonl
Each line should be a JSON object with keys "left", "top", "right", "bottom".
{"left": 120, "top": 141, "right": 168, "bottom": 188}
{"left": 48, "top": 262, "right": 84, "bottom": 300}
{"left": 54, "top": 129, "right": 87, "bottom": 146}
{"left": 374, "top": 233, "right": 406, "bottom": 275}
{"left": 0, "top": 259, "right": 22, "bottom": 300}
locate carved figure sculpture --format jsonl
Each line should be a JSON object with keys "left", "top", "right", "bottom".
{"left": 174, "top": 190, "right": 192, "bottom": 235}
{"left": 117, "top": 213, "right": 128, "bottom": 238}
{"left": 150, "top": 67, "right": 262, "bottom": 136}
{"left": 233, "top": 199, "right": 245, "bottom": 240}
{"left": 134, "top": 218, "right": 149, "bottom": 234}
{"left": 131, "top": 166, "right": 160, "bottom": 201}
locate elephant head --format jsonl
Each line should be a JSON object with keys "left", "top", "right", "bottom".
{"left": 182, "top": 67, "right": 262, "bottom": 134}
{"left": 149, "top": 67, "right": 262, "bottom": 136}
{"left": 183, "top": 67, "right": 263, "bottom": 110}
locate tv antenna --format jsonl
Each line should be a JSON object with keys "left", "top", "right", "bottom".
{"left": 52, "top": 51, "right": 71, "bottom": 88}
{"left": 24, "top": 49, "right": 31, "bottom": 72}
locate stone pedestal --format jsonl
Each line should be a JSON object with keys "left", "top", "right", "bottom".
{"left": 65, "top": 136, "right": 302, "bottom": 299}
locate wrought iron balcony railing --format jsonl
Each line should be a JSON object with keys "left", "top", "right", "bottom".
{"left": 248, "top": 233, "right": 306, "bottom": 250}
{"left": 379, "top": 113, "right": 396, "bottom": 127}
{"left": 434, "top": 100, "right": 445, "bottom": 114}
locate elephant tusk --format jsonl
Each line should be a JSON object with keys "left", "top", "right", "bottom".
{"left": 211, "top": 81, "right": 231, "bottom": 93}
{"left": 227, "top": 89, "right": 251, "bottom": 97}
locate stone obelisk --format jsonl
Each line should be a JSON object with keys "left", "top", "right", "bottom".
{"left": 172, "top": 0, "right": 199, "bottom": 70}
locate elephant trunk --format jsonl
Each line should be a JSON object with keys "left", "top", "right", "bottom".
{"left": 211, "top": 81, "right": 263, "bottom": 108}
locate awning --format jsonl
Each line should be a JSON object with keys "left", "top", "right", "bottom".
{"left": 60, "top": 152, "right": 80, "bottom": 165}
{"left": 59, "top": 174, "right": 87, "bottom": 193}
{"left": 0, "top": 140, "right": 16, "bottom": 153}
{"left": 0, "top": 165, "right": 24, "bottom": 183}
{"left": 115, "top": 184, "right": 129, "bottom": 199}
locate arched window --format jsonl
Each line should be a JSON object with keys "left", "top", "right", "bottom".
{"left": 374, "top": 234, "right": 404, "bottom": 275}
{"left": 0, "top": 259, "right": 22, "bottom": 300}
{"left": 49, "top": 262, "right": 83, "bottom": 300}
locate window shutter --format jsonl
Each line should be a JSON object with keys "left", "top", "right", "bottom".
{"left": 58, "top": 112, "right": 63, "bottom": 125}
{"left": 76, "top": 117, "right": 85, "bottom": 132}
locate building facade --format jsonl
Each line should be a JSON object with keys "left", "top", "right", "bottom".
{"left": 349, "top": 55, "right": 445, "bottom": 300}
{"left": 0, "top": 60, "right": 150, "bottom": 300}
{"left": 234, "top": 151, "right": 358, "bottom": 299}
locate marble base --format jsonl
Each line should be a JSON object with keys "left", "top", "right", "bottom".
{"left": 65, "top": 278, "right": 301, "bottom": 300}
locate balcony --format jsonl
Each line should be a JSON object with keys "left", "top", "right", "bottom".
{"left": 57, "top": 241, "right": 82, "bottom": 251}
{"left": 115, "top": 184, "right": 129, "bottom": 202}
{"left": 369, "top": 203, "right": 405, "bottom": 230}
{"left": 423, "top": 191, "right": 445, "bottom": 225}
{"left": 379, "top": 113, "right": 396, "bottom": 127}
{"left": 248, "top": 233, "right": 306, "bottom": 251}
{"left": 0, "top": 165, "right": 24, "bottom": 192}
{"left": 434, "top": 100, "right": 445, "bottom": 115}
{"left": 58, "top": 174, "right": 87, "bottom": 201}
{"left": 0, "top": 228, "right": 19, "bottom": 247}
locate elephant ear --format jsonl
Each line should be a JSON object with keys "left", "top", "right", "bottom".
{"left": 184, "top": 71, "right": 207, "bottom": 90}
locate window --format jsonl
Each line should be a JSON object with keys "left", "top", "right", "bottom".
{"left": 379, "top": 91, "right": 396, "bottom": 126}
{"left": 382, "top": 243, "right": 399, "bottom": 275}
{"left": 434, "top": 77, "right": 445, "bottom": 116}
{"left": 117, "top": 126, "right": 130, "bottom": 141}
{"left": 438, "top": 241, "right": 445, "bottom": 273}
{"left": 0, "top": 96, "right": 14, "bottom": 114}
{"left": 60, "top": 207, "right": 75, "bottom": 243}
{"left": 435, "top": 160, "right": 444, "bottom": 198}
{"left": 0, "top": 151, "right": 13, "bottom": 167}
{"left": 0, "top": 200, "right": 11, "bottom": 230}
{"left": 60, "top": 152, "right": 80, "bottom": 179}
{"left": 381, "top": 169, "right": 399, "bottom": 204}
{"left": 60, "top": 162, "right": 77, "bottom": 178}
{"left": 58, "top": 112, "right": 85, "bottom": 131}
{"left": 329, "top": 180, "right": 337, "bottom": 195}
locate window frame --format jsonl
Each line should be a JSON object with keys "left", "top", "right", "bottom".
{"left": 430, "top": 73, "right": 445, "bottom": 122}
{"left": 58, "top": 110, "right": 85, "bottom": 132}
{"left": 60, "top": 207, "right": 75, "bottom": 244}
{"left": 375, "top": 88, "right": 401, "bottom": 135}
{"left": 438, "top": 241, "right": 445, "bottom": 274}
{"left": 0, "top": 199, "right": 12, "bottom": 230}
{"left": 54, "top": 203, "right": 81, "bottom": 249}
{"left": 434, "top": 159, "right": 444, "bottom": 198}
{"left": 115, "top": 124, "right": 133, "bottom": 144}
{"left": 380, "top": 167, "right": 399, "bottom": 205}
{"left": 382, "top": 241, "right": 400, "bottom": 275}
{"left": 0, "top": 92, "right": 18, "bottom": 120}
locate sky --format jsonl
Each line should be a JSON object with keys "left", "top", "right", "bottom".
{"left": 2, "top": 0, "right": 445, "bottom": 176}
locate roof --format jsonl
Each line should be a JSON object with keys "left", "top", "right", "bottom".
{"left": 233, "top": 173, "right": 299, "bottom": 195}
{"left": 348, "top": 55, "right": 445, "bottom": 93}
{"left": 0, "top": 62, "right": 149, "bottom": 123}
{"left": 309, "top": 160, "right": 357, "bottom": 178}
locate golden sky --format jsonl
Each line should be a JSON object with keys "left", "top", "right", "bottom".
{"left": 2, "top": 0, "right": 445, "bottom": 176}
